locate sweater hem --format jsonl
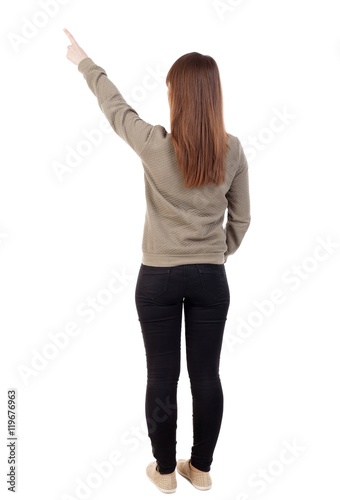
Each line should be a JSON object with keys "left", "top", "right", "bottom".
{"left": 142, "top": 253, "right": 227, "bottom": 267}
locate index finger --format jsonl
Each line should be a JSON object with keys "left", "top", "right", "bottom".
{"left": 63, "top": 28, "right": 77, "bottom": 45}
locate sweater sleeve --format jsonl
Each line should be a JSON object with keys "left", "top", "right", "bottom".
{"left": 224, "top": 138, "right": 251, "bottom": 257}
{"left": 77, "top": 57, "right": 154, "bottom": 155}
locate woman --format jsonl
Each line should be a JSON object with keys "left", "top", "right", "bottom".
{"left": 64, "top": 28, "right": 250, "bottom": 494}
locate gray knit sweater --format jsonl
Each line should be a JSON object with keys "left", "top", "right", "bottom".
{"left": 78, "top": 57, "right": 250, "bottom": 266}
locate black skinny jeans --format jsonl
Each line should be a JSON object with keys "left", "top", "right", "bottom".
{"left": 135, "top": 263, "right": 230, "bottom": 474}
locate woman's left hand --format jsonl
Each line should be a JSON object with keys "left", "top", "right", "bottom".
{"left": 64, "top": 28, "right": 89, "bottom": 66}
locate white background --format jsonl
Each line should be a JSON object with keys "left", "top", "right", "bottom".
{"left": 1, "top": 0, "right": 340, "bottom": 499}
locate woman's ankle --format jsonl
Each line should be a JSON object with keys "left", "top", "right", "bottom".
{"left": 189, "top": 461, "right": 209, "bottom": 473}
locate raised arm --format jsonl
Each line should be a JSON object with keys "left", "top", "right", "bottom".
{"left": 64, "top": 29, "right": 154, "bottom": 155}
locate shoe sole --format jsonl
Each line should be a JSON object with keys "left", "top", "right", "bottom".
{"left": 146, "top": 474, "right": 176, "bottom": 494}
{"left": 176, "top": 467, "right": 212, "bottom": 491}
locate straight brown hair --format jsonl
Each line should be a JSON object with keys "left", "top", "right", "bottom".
{"left": 166, "top": 52, "right": 229, "bottom": 188}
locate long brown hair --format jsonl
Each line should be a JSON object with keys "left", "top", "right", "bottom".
{"left": 166, "top": 52, "right": 229, "bottom": 188}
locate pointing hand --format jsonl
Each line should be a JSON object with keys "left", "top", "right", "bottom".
{"left": 64, "top": 28, "right": 89, "bottom": 66}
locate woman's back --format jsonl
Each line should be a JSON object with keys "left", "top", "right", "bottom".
{"left": 77, "top": 56, "right": 250, "bottom": 266}
{"left": 139, "top": 126, "right": 249, "bottom": 266}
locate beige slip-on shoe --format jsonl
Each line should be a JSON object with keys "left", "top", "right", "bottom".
{"left": 146, "top": 461, "right": 177, "bottom": 494}
{"left": 176, "top": 459, "right": 212, "bottom": 490}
